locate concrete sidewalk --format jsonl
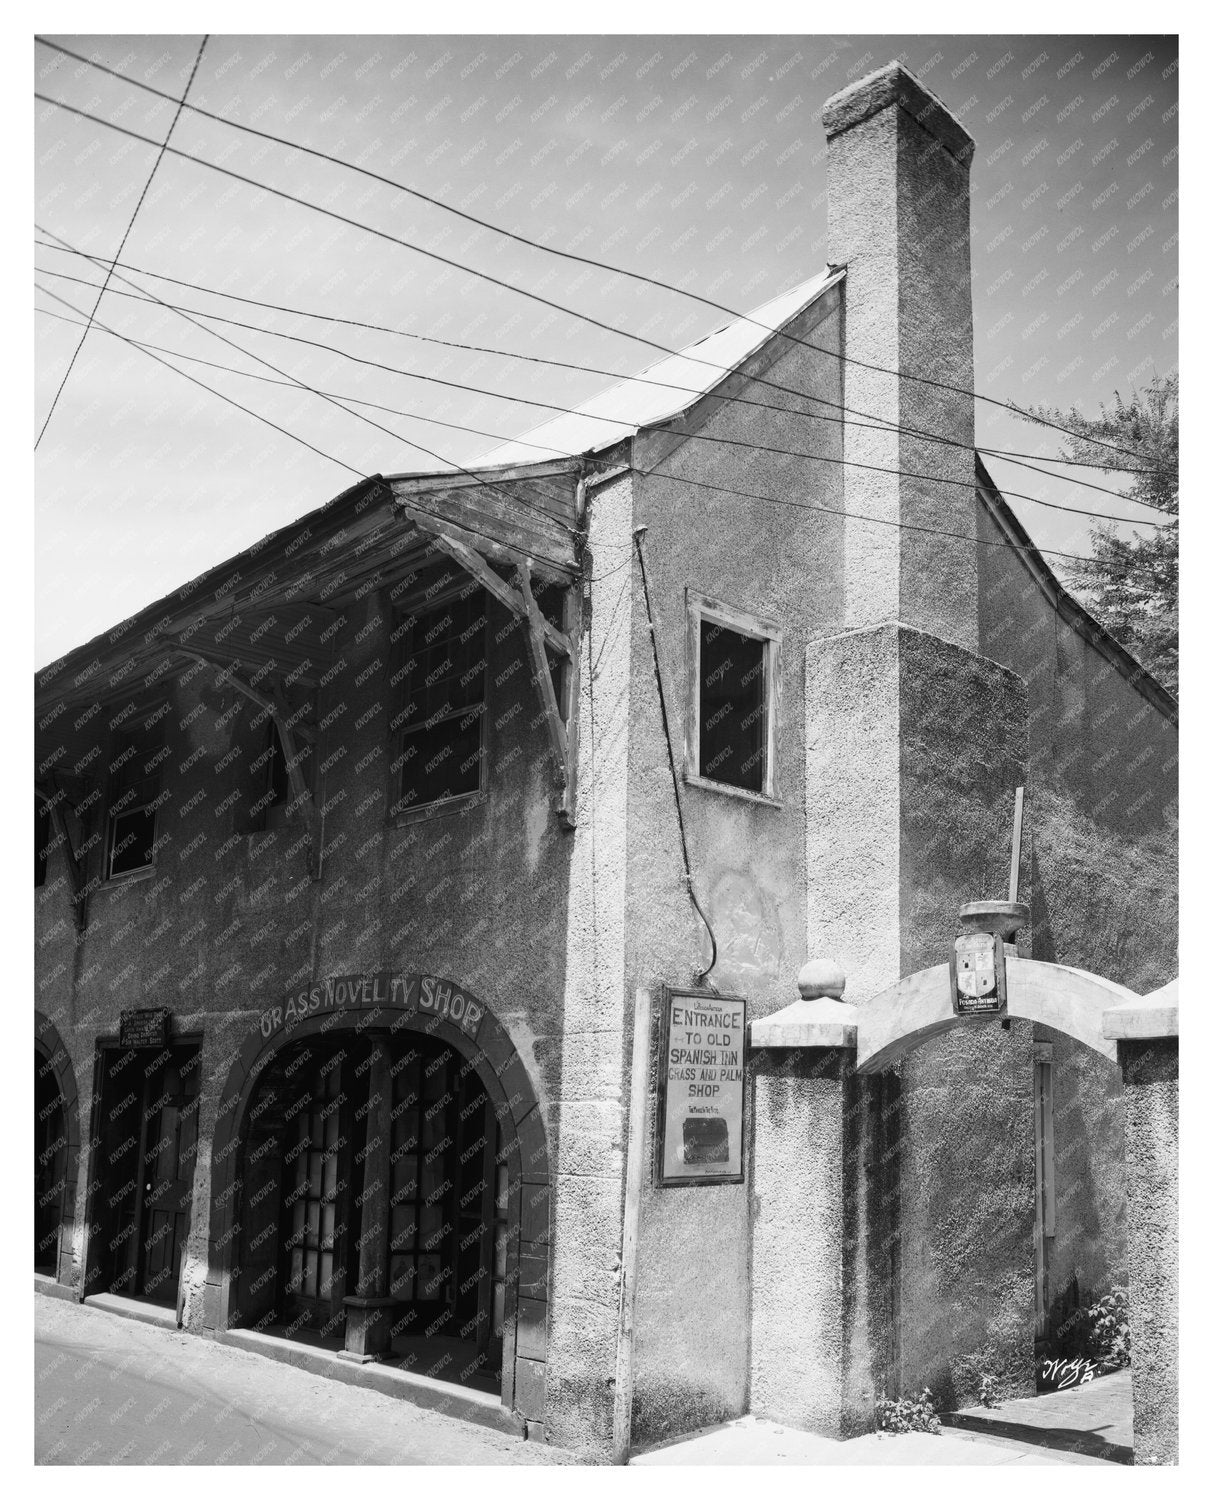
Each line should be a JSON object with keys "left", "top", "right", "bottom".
{"left": 944, "top": 1368, "right": 1132, "bottom": 1464}
{"left": 630, "top": 1413, "right": 1118, "bottom": 1465}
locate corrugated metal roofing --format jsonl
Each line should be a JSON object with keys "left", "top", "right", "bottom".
{"left": 475, "top": 266, "right": 844, "bottom": 467}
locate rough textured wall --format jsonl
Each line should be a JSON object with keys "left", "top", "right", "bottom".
{"left": 1120, "top": 1038, "right": 1178, "bottom": 1465}
{"left": 894, "top": 628, "right": 1036, "bottom": 1409}
{"left": 542, "top": 470, "right": 633, "bottom": 1459}
{"left": 1044, "top": 1028, "right": 1126, "bottom": 1323}
{"left": 977, "top": 501, "right": 1177, "bottom": 1355}
{"left": 826, "top": 73, "right": 979, "bottom": 652}
{"left": 625, "top": 289, "right": 846, "bottom": 1447}
{"left": 749, "top": 1050, "right": 847, "bottom": 1429}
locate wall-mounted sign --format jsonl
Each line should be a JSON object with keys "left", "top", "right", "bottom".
{"left": 119, "top": 1007, "right": 170, "bottom": 1049}
{"left": 950, "top": 933, "right": 1007, "bottom": 1017}
{"left": 655, "top": 986, "right": 746, "bottom": 1187}
{"left": 257, "top": 973, "right": 486, "bottom": 1045}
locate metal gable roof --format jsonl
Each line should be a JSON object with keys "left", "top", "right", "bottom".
{"left": 475, "top": 266, "right": 845, "bottom": 467}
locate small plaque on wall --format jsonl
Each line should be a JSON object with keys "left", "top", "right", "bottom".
{"left": 950, "top": 933, "right": 1007, "bottom": 1017}
{"left": 655, "top": 986, "right": 746, "bottom": 1187}
{"left": 119, "top": 1007, "right": 170, "bottom": 1049}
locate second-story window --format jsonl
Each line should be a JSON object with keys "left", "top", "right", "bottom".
{"left": 395, "top": 587, "right": 488, "bottom": 813}
{"left": 249, "top": 719, "right": 291, "bottom": 833}
{"left": 685, "top": 591, "right": 782, "bottom": 801}
{"left": 106, "top": 721, "right": 162, "bottom": 880}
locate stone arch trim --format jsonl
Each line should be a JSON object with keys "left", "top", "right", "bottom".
{"left": 35, "top": 1009, "right": 81, "bottom": 1286}
{"left": 203, "top": 977, "right": 550, "bottom": 1423}
{"left": 855, "top": 956, "right": 1137, "bottom": 1073}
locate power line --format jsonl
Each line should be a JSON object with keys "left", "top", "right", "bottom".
{"left": 34, "top": 35, "right": 1172, "bottom": 474}
{"left": 634, "top": 462, "right": 1094, "bottom": 565}
{"left": 35, "top": 34, "right": 208, "bottom": 449}
{"left": 33, "top": 243, "right": 1159, "bottom": 494}
{"left": 32, "top": 263, "right": 1166, "bottom": 530}
{"left": 36, "top": 226, "right": 577, "bottom": 539}
{"left": 633, "top": 525, "right": 717, "bottom": 986}
{"left": 37, "top": 281, "right": 362, "bottom": 476}
{"left": 35, "top": 90, "right": 1165, "bottom": 493}
{"left": 36, "top": 276, "right": 1101, "bottom": 568}
{"left": 34, "top": 303, "right": 572, "bottom": 458}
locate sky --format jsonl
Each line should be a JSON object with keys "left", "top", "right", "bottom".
{"left": 33, "top": 30, "right": 1179, "bottom": 667}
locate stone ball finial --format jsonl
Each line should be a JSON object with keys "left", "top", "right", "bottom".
{"left": 798, "top": 958, "right": 846, "bottom": 1001}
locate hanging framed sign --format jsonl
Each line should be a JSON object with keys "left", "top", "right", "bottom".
{"left": 654, "top": 986, "right": 747, "bottom": 1187}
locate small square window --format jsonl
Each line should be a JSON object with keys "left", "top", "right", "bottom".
{"left": 685, "top": 593, "right": 781, "bottom": 801}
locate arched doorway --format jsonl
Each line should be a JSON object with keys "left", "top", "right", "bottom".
{"left": 206, "top": 975, "right": 551, "bottom": 1419}
{"left": 234, "top": 1023, "right": 510, "bottom": 1389}
{"left": 34, "top": 1012, "right": 80, "bottom": 1282}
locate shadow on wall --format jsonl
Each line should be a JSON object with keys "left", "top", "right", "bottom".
{"left": 1028, "top": 784, "right": 1177, "bottom": 990}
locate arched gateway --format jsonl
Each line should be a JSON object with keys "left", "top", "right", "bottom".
{"left": 205, "top": 974, "right": 550, "bottom": 1415}
{"left": 747, "top": 910, "right": 1179, "bottom": 1465}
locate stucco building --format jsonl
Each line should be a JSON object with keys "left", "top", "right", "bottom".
{"left": 35, "top": 63, "right": 1177, "bottom": 1460}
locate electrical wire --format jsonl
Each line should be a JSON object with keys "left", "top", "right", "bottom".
{"left": 36, "top": 277, "right": 1094, "bottom": 569}
{"left": 36, "top": 226, "right": 579, "bottom": 539}
{"left": 37, "top": 281, "right": 362, "bottom": 476}
{"left": 34, "top": 34, "right": 1172, "bottom": 475}
{"left": 633, "top": 525, "right": 717, "bottom": 987}
{"left": 33, "top": 263, "right": 1164, "bottom": 530}
{"left": 34, "top": 91, "right": 1171, "bottom": 493}
{"left": 34, "top": 303, "right": 572, "bottom": 458}
{"left": 34, "top": 248, "right": 1160, "bottom": 501}
{"left": 35, "top": 34, "right": 208, "bottom": 449}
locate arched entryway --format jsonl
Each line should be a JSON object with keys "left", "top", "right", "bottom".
{"left": 205, "top": 975, "right": 551, "bottom": 1420}
{"left": 34, "top": 1011, "right": 80, "bottom": 1283}
{"left": 748, "top": 939, "right": 1178, "bottom": 1463}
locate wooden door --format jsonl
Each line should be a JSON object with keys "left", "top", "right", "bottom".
{"left": 280, "top": 1052, "right": 351, "bottom": 1332}
{"left": 137, "top": 1048, "right": 200, "bottom": 1305}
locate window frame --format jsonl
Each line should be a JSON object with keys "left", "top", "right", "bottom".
{"left": 683, "top": 589, "right": 782, "bottom": 805}
{"left": 104, "top": 719, "right": 164, "bottom": 884}
{"left": 387, "top": 579, "right": 491, "bottom": 826}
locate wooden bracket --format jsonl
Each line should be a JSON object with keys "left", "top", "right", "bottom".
{"left": 516, "top": 561, "right": 583, "bottom": 825}
{"left": 403, "top": 506, "right": 581, "bottom": 825}
{"left": 516, "top": 562, "right": 569, "bottom": 793}
{"left": 404, "top": 508, "right": 573, "bottom": 660}
{"left": 173, "top": 647, "right": 322, "bottom": 879}
{"left": 36, "top": 779, "right": 88, "bottom": 931}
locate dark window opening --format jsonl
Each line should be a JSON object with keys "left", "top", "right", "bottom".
{"left": 106, "top": 722, "right": 162, "bottom": 881}
{"left": 35, "top": 798, "right": 50, "bottom": 887}
{"left": 397, "top": 588, "right": 487, "bottom": 813}
{"left": 250, "top": 720, "right": 292, "bottom": 833}
{"left": 699, "top": 618, "right": 767, "bottom": 794}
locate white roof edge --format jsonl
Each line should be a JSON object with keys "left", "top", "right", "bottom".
{"left": 474, "top": 267, "right": 845, "bottom": 469}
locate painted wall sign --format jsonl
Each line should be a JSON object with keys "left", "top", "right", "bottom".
{"left": 257, "top": 973, "right": 485, "bottom": 1045}
{"left": 655, "top": 986, "right": 746, "bottom": 1187}
{"left": 950, "top": 933, "right": 1007, "bottom": 1016}
{"left": 119, "top": 1007, "right": 170, "bottom": 1049}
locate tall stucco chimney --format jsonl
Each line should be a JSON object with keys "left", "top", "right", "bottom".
{"left": 823, "top": 63, "right": 979, "bottom": 651}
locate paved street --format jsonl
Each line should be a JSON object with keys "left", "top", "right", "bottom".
{"left": 35, "top": 1295, "right": 572, "bottom": 1465}
{"left": 36, "top": 1292, "right": 1124, "bottom": 1466}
